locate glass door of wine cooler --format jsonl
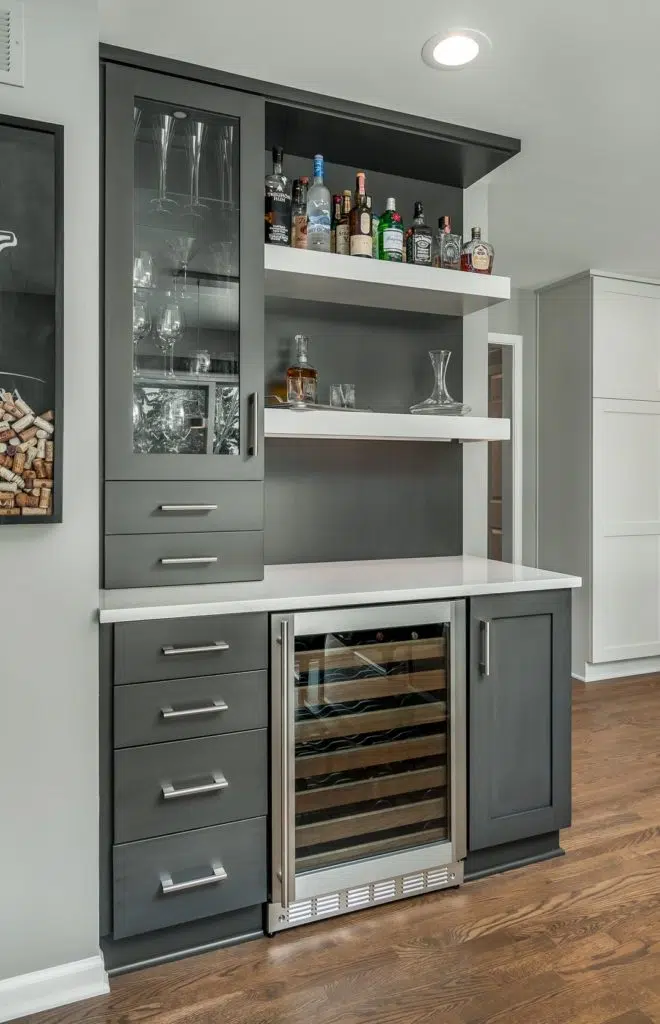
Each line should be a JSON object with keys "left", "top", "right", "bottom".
{"left": 270, "top": 602, "right": 466, "bottom": 930}
{"left": 104, "top": 64, "right": 264, "bottom": 481}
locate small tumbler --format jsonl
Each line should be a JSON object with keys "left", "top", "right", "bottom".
{"left": 329, "top": 384, "right": 356, "bottom": 408}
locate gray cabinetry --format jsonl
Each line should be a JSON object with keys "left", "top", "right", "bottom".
{"left": 468, "top": 591, "right": 572, "bottom": 853}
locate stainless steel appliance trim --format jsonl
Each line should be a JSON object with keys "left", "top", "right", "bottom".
{"left": 160, "top": 862, "right": 227, "bottom": 895}
{"left": 479, "top": 618, "right": 491, "bottom": 676}
{"left": 294, "top": 601, "right": 453, "bottom": 636}
{"left": 159, "top": 504, "right": 219, "bottom": 512}
{"left": 270, "top": 613, "right": 296, "bottom": 909}
{"left": 160, "top": 700, "right": 228, "bottom": 719}
{"left": 162, "top": 641, "right": 230, "bottom": 656}
{"left": 450, "top": 600, "right": 467, "bottom": 861}
{"left": 161, "top": 772, "right": 229, "bottom": 800}
{"left": 160, "top": 556, "right": 219, "bottom": 565}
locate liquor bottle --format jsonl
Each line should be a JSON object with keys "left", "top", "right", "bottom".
{"left": 286, "top": 334, "right": 318, "bottom": 406}
{"left": 335, "top": 190, "right": 352, "bottom": 255}
{"left": 405, "top": 202, "right": 432, "bottom": 266}
{"left": 377, "top": 197, "right": 404, "bottom": 262}
{"left": 290, "top": 177, "right": 309, "bottom": 250}
{"left": 432, "top": 215, "right": 462, "bottom": 270}
{"left": 264, "top": 145, "right": 291, "bottom": 246}
{"left": 369, "top": 198, "right": 379, "bottom": 258}
{"left": 349, "top": 171, "right": 373, "bottom": 258}
{"left": 330, "top": 194, "right": 342, "bottom": 253}
{"left": 306, "top": 154, "right": 332, "bottom": 252}
{"left": 461, "top": 226, "right": 494, "bottom": 274}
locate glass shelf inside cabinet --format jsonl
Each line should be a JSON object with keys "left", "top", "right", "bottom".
{"left": 132, "top": 96, "right": 241, "bottom": 457}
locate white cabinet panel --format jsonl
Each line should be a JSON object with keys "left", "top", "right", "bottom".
{"left": 592, "top": 399, "right": 660, "bottom": 661}
{"left": 593, "top": 277, "right": 660, "bottom": 401}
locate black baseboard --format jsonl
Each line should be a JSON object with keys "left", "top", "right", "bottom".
{"left": 464, "top": 831, "right": 564, "bottom": 881}
{"left": 101, "top": 905, "right": 264, "bottom": 975}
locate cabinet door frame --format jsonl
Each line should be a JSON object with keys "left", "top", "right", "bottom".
{"left": 468, "top": 590, "right": 572, "bottom": 851}
{"left": 104, "top": 63, "right": 265, "bottom": 481}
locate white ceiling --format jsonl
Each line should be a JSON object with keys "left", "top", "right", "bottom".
{"left": 100, "top": 0, "right": 659, "bottom": 290}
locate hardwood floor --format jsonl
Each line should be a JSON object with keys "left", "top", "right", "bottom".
{"left": 24, "top": 677, "right": 660, "bottom": 1024}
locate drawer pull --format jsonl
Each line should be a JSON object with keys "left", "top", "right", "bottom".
{"left": 161, "top": 699, "right": 228, "bottom": 720}
{"left": 162, "top": 641, "right": 230, "bottom": 656}
{"left": 160, "top": 556, "right": 218, "bottom": 566}
{"left": 161, "top": 772, "right": 229, "bottom": 801}
{"left": 159, "top": 504, "right": 219, "bottom": 512}
{"left": 160, "top": 862, "right": 227, "bottom": 895}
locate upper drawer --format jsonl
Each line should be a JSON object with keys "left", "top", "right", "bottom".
{"left": 114, "top": 613, "right": 268, "bottom": 683}
{"left": 105, "top": 481, "right": 264, "bottom": 535}
{"left": 114, "top": 671, "right": 267, "bottom": 747}
{"left": 105, "top": 530, "right": 264, "bottom": 589}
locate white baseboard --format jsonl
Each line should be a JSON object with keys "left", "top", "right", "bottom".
{"left": 0, "top": 955, "right": 109, "bottom": 1023}
{"left": 574, "top": 655, "right": 660, "bottom": 682}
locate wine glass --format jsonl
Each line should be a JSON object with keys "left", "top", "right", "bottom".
{"left": 154, "top": 297, "right": 184, "bottom": 377}
{"left": 132, "top": 299, "right": 151, "bottom": 375}
{"left": 133, "top": 250, "right": 153, "bottom": 290}
{"left": 163, "top": 235, "right": 196, "bottom": 296}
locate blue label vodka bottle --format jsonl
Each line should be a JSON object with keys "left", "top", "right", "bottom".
{"left": 306, "top": 154, "right": 332, "bottom": 252}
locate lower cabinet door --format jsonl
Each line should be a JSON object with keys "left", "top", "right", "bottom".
{"left": 468, "top": 591, "right": 572, "bottom": 851}
{"left": 113, "top": 817, "right": 267, "bottom": 939}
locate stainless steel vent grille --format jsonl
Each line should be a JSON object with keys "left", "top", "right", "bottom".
{"left": 0, "top": 4, "right": 23, "bottom": 86}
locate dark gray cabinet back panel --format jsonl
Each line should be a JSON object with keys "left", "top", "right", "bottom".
{"left": 265, "top": 300, "right": 462, "bottom": 564}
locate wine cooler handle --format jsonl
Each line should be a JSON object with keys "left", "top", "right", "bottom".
{"left": 280, "top": 617, "right": 291, "bottom": 908}
{"left": 479, "top": 619, "right": 491, "bottom": 677}
{"left": 248, "top": 392, "right": 259, "bottom": 458}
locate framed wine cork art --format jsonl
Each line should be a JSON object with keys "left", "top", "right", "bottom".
{"left": 0, "top": 114, "right": 63, "bottom": 524}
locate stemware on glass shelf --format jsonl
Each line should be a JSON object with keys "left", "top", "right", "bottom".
{"left": 154, "top": 295, "right": 184, "bottom": 377}
{"left": 151, "top": 113, "right": 178, "bottom": 213}
{"left": 132, "top": 298, "right": 151, "bottom": 376}
{"left": 133, "top": 250, "right": 153, "bottom": 290}
{"left": 217, "top": 124, "right": 234, "bottom": 206}
{"left": 410, "top": 349, "right": 471, "bottom": 415}
{"left": 185, "top": 121, "right": 209, "bottom": 217}
{"left": 163, "top": 235, "right": 196, "bottom": 296}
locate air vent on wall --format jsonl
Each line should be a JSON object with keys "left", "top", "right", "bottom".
{"left": 0, "top": 2, "right": 24, "bottom": 87}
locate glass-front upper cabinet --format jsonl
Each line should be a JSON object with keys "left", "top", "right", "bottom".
{"left": 104, "top": 65, "right": 264, "bottom": 481}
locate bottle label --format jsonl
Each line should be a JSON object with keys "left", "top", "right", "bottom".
{"left": 408, "top": 233, "right": 432, "bottom": 266}
{"left": 382, "top": 227, "right": 403, "bottom": 258}
{"left": 472, "top": 242, "right": 490, "bottom": 271}
{"left": 360, "top": 212, "right": 371, "bottom": 235}
{"left": 350, "top": 234, "right": 372, "bottom": 258}
{"left": 265, "top": 192, "right": 291, "bottom": 246}
{"left": 336, "top": 223, "right": 350, "bottom": 255}
{"left": 308, "top": 214, "right": 331, "bottom": 240}
{"left": 441, "top": 237, "right": 461, "bottom": 266}
{"left": 292, "top": 214, "right": 308, "bottom": 249}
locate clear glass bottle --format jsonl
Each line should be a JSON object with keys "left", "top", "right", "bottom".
{"left": 306, "top": 154, "right": 332, "bottom": 252}
{"left": 335, "top": 190, "right": 352, "bottom": 256}
{"left": 264, "top": 145, "right": 291, "bottom": 246}
{"left": 461, "top": 226, "right": 494, "bottom": 274}
{"left": 290, "top": 176, "right": 309, "bottom": 249}
{"left": 432, "top": 215, "right": 462, "bottom": 270}
{"left": 405, "top": 201, "right": 432, "bottom": 266}
{"left": 349, "top": 171, "right": 372, "bottom": 258}
{"left": 377, "top": 197, "right": 404, "bottom": 261}
{"left": 286, "top": 334, "right": 318, "bottom": 406}
{"left": 410, "top": 349, "right": 471, "bottom": 415}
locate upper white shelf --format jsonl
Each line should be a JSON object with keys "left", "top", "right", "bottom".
{"left": 265, "top": 407, "right": 510, "bottom": 443}
{"left": 264, "top": 245, "right": 510, "bottom": 316}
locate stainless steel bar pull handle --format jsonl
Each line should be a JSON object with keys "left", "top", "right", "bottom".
{"left": 161, "top": 700, "right": 228, "bottom": 720}
{"left": 160, "top": 862, "right": 227, "bottom": 895}
{"left": 159, "top": 504, "right": 218, "bottom": 512}
{"left": 248, "top": 391, "right": 259, "bottom": 458}
{"left": 479, "top": 619, "right": 491, "bottom": 677}
{"left": 161, "top": 772, "right": 229, "bottom": 801}
{"left": 279, "top": 618, "right": 291, "bottom": 908}
{"left": 162, "top": 641, "right": 230, "bottom": 656}
{"left": 160, "top": 556, "right": 218, "bottom": 565}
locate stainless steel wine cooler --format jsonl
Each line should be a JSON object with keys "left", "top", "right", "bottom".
{"left": 268, "top": 601, "right": 466, "bottom": 933}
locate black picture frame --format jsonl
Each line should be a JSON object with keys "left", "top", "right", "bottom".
{"left": 0, "top": 113, "right": 63, "bottom": 524}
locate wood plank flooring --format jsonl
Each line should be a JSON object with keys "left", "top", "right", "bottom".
{"left": 24, "top": 677, "right": 660, "bottom": 1024}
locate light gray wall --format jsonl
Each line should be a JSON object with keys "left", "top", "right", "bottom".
{"left": 489, "top": 287, "right": 538, "bottom": 566}
{"left": 0, "top": 0, "right": 100, "bottom": 981}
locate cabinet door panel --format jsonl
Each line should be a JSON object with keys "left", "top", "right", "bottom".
{"left": 593, "top": 277, "right": 660, "bottom": 401}
{"left": 469, "top": 591, "right": 571, "bottom": 851}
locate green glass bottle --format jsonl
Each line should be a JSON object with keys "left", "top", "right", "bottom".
{"left": 377, "top": 197, "right": 404, "bottom": 262}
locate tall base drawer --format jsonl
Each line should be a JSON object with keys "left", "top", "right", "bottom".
{"left": 113, "top": 817, "right": 267, "bottom": 939}
{"left": 114, "top": 730, "right": 267, "bottom": 843}
{"left": 104, "top": 530, "right": 264, "bottom": 589}
{"left": 105, "top": 481, "right": 264, "bottom": 535}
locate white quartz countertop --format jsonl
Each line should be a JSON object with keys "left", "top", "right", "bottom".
{"left": 99, "top": 556, "right": 581, "bottom": 623}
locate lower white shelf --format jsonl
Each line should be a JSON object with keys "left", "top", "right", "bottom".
{"left": 264, "top": 407, "right": 510, "bottom": 443}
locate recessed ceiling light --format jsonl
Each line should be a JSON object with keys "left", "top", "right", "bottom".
{"left": 421, "top": 28, "right": 491, "bottom": 70}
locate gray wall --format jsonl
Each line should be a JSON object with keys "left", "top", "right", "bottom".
{"left": 0, "top": 0, "right": 100, "bottom": 982}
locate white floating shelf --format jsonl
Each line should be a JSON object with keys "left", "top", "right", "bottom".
{"left": 265, "top": 408, "right": 510, "bottom": 443}
{"left": 264, "top": 245, "right": 510, "bottom": 316}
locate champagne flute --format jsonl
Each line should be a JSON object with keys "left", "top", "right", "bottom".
{"left": 151, "top": 113, "right": 178, "bottom": 213}
{"left": 154, "top": 297, "right": 184, "bottom": 377}
{"left": 185, "top": 121, "right": 208, "bottom": 217}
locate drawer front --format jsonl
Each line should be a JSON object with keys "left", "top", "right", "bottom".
{"left": 114, "top": 612, "right": 267, "bottom": 684}
{"left": 105, "top": 481, "right": 264, "bottom": 535}
{"left": 105, "top": 531, "right": 264, "bottom": 589}
{"left": 114, "top": 730, "right": 267, "bottom": 843}
{"left": 113, "top": 817, "right": 267, "bottom": 939}
{"left": 114, "top": 671, "right": 267, "bottom": 747}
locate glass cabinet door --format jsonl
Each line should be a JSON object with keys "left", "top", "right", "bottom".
{"left": 105, "top": 65, "right": 264, "bottom": 481}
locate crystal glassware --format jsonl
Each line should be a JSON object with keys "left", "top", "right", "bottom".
{"left": 410, "top": 349, "right": 471, "bottom": 415}
{"left": 163, "top": 235, "right": 196, "bottom": 295}
{"left": 159, "top": 391, "right": 190, "bottom": 453}
{"left": 185, "top": 121, "right": 208, "bottom": 217}
{"left": 218, "top": 124, "right": 234, "bottom": 206}
{"left": 329, "top": 384, "right": 356, "bottom": 408}
{"left": 132, "top": 299, "right": 151, "bottom": 375}
{"left": 191, "top": 349, "right": 211, "bottom": 375}
{"left": 151, "top": 113, "right": 178, "bottom": 213}
{"left": 133, "top": 250, "right": 153, "bottom": 289}
{"left": 154, "top": 297, "right": 184, "bottom": 377}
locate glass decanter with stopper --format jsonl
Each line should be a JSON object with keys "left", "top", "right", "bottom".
{"left": 410, "top": 349, "right": 471, "bottom": 415}
{"left": 286, "top": 334, "right": 318, "bottom": 407}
